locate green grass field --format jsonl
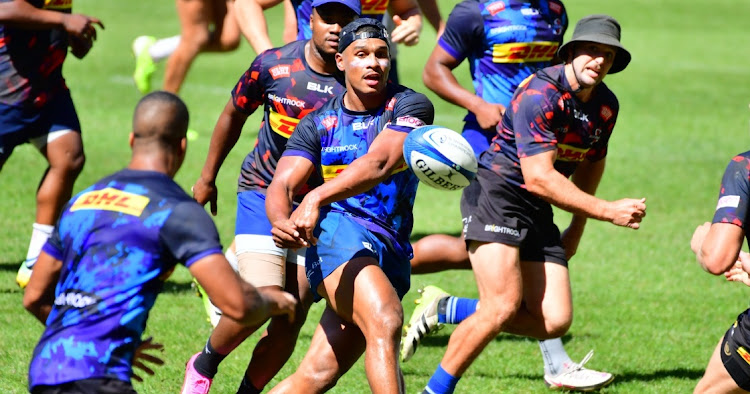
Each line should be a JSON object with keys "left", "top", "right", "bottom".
{"left": 2, "top": 0, "right": 750, "bottom": 392}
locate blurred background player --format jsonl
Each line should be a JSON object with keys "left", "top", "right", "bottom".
{"left": 418, "top": 15, "right": 646, "bottom": 394}
{"left": 131, "top": 0, "right": 297, "bottom": 95}
{"left": 266, "top": 18, "right": 434, "bottom": 393}
{"left": 400, "top": 1, "right": 614, "bottom": 391}
{"left": 0, "top": 0, "right": 103, "bottom": 288}
{"left": 691, "top": 150, "right": 750, "bottom": 394}
{"left": 22, "top": 91, "right": 296, "bottom": 394}
{"left": 180, "top": 1, "right": 359, "bottom": 393}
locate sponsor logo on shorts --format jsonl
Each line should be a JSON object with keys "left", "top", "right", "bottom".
{"left": 486, "top": 1, "right": 505, "bottom": 15}
{"left": 725, "top": 342, "right": 732, "bottom": 356}
{"left": 269, "top": 65, "right": 291, "bottom": 79}
{"left": 717, "top": 195, "right": 741, "bottom": 210}
{"left": 556, "top": 144, "right": 589, "bottom": 162}
{"left": 492, "top": 42, "right": 559, "bottom": 63}
{"left": 415, "top": 159, "right": 463, "bottom": 191}
{"left": 362, "top": 242, "right": 375, "bottom": 253}
{"left": 54, "top": 290, "right": 99, "bottom": 309}
{"left": 738, "top": 346, "right": 750, "bottom": 365}
{"left": 269, "top": 110, "right": 300, "bottom": 139}
{"left": 484, "top": 224, "right": 520, "bottom": 237}
{"left": 268, "top": 93, "right": 305, "bottom": 109}
{"left": 71, "top": 188, "right": 150, "bottom": 216}
{"left": 361, "top": 0, "right": 388, "bottom": 14}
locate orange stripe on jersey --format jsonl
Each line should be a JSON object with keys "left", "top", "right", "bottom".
{"left": 44, "top": 0, "right": 72, "bottom": 10}
{"left": 269, "top": 110, "right": 300, "bottom": 139}
{"left": 492, "top": 42, "right": 559, "bottom": 63}
{"left": 361, "top": 0, "right": 388, "bottom": 14}
{"left": 70, "top": 188, "right": 150, "bottom": 217}
{"left": 556, "top": 144, "right": 589, "bottom": 162}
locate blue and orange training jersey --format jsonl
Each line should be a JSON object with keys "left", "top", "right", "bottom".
{"left": 0, "top": 0, "right": 72, "bottom": 107}
{"left": 28, "top": 169, "right": 223, "bottom": 389}
{"left": 292, "top": 0, "right": 390, "bottom": 40}
{"left": 439, "top": 0, "right": 566, "bottom": 123}
{"left": 713, "top": 152, "right": 750, "bottom": 235}
{"left": 481, "top": 64, "right": 618, "bottom": 189}
{"left": 283, "top": 85, "right": 434, "bottom": 257}
{"left": 233, "top": 40, "right": 344, "bottom": 198}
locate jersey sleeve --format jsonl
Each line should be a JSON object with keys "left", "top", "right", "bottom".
{"left": 514, "top": 87, "right": 559, "bottom": 158}
{"left": 160, "top": 201, "right": 223, "bottom": 267}
{"left": 437, "top": 1, "right": 484, "bottom": 62}
{"left": 41, "top": 225, "right": 64, "bottom": 261}
{"left": 231, "top": 52, "right": 269, "bottom": 115}
{"left": 712, "top": 154, "right": 750, "bottom": 228}
{"left": 388, "top": 92, "right": 435, "bottom": 133}
{"left": 283, "top": 114, "right": 322, "bottom": 164}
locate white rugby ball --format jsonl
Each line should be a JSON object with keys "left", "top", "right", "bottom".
{"left": 403, "top": 125, "right": 478, "bottom": 191}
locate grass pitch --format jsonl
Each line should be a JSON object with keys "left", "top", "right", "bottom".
{"left": 2, "top": 0, "right": 750, "bottom": 393}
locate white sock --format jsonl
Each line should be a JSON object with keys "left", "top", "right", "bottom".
{"left": 225, "top": 247, "right": 239, "bottom": 272}
{"left": 149, "top": 35, "right": 180, "bottom": 62}
{"left": 539, "top": 338, "right": 573, "bottom": 376}
{"left": 25, "top": 223, "right": 54, "bottom": 265}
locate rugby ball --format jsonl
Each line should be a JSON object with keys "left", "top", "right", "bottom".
{"left": 403, "top": 125, "right": 478, "bottom": 191}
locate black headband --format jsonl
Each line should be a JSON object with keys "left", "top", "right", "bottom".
{"left": 338, "top": 19, "right": 390, "bottom": 53}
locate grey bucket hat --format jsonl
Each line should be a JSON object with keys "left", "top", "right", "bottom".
{"left": 557, "top": 14, "right": 631, "bottom": 74}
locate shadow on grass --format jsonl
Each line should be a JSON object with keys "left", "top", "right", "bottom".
{"left": 0, "top": 260, "right": 22, "bottom": 272}
{"left": 613, "top": 368, "right": 704, "bottom": 383}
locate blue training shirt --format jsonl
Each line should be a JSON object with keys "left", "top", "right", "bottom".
{"left": 28, "top": 169, "right": 223, "bottom": 389}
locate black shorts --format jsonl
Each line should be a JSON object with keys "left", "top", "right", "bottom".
{"left": 460, "top": 168, "right": 567, "bottom": 266}
{"left": 31, "top": 378, "right": 136, "bottom": 394}
{"left": 720, "top": 310, "right": 750, "bottom": 391}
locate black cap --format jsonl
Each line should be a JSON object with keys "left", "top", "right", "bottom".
{"left": 338, "top": 18, "right": 390, "bottom": 53}
{"left": 557, "top": 14, "right": 631, "bottom": 74}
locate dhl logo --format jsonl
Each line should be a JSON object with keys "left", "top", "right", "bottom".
{"left": 738, "top": 347, "right": 750, "bottom": 366}
{"left": 556, "top": 144, "right": 589, "bottom": 162}
{"left": 70, "top": 188, "right": 150, "bottom": 217}
{"left": 361, "top": 0, "right": 388, "bottom": 14}
{"left": 322, "top": 162, "right": 408, "bottom": 182}
{"left": 269, "top": 110, "right": 300, "bottom": 139}
{"left": 44, "top": 0, "right": 72, "bottom": 10}
{"left": 492, "top": 42, "right": 559, "bottom": 63}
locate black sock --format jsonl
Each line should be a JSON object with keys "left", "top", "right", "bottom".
{"left": 236, "top": 375, "right": 262, "bottom": 394}
{"left": 193, "top": 337, "right": 227, "bottom": 379}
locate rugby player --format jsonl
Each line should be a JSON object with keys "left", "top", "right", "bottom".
{"left": 265, "top": 18, "right": 434, "bottom": 393}
{"left": 180, "top": 1, "right": 360, "bottom": 392}
{"left": 419, "top": 15, "right": 646, "bottom": 393}
{"left": 22, "top": 91, "right": 296, "bottom": 394}
{"left": 0, "top": 0, "right": 102, "bottom": 289}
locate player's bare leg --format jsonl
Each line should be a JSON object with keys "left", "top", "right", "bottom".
{"left": 411, "top": 234, "right": 470, "bottom": 274}
{"left": 695, "top": 339, "right": 748, "bottom": 394}
{"left": 37, "top": 131, "right": 85, "bottom": 226}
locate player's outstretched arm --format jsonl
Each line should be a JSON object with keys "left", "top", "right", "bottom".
{"left": 691, "top": 221, "right": 745, "bottom": 275}
{"left": 193, "top": 100, "right": 249, "bottom": 215}
{"left": 23, "top": 251, "right": 62, "bottom": 324}
{"left": 521, "top": 150, "right": 646, "bottom": 228}
{"left": 266, "top": 155, "right": 316, "bottom": 249}
{"left": 190, "top": 253, "right": 297, "bottom": 325}
{"left": 234, "top": 0, "right": 284, "bottom": 55}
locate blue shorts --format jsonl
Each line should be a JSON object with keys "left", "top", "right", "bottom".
{"left": 235, "top": 190, "right": 303, "bottom": 264}
{"left": 0, "top": 91, "right": 81, "bottom": 162}
{"left": 306, "top": 210, "right": 411, "bottom": 302}
{"left": 461, "top": 119, "right": 495, "bottom": 158}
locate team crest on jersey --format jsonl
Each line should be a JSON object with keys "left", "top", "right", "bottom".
{"left": 44, "top": 0, "right": 72, "bottom": 10}
{"left": 361, "top": 0, "right": 388, "bottom": 14}
{"left": 322, "top": 116, "right": 338, "bottom": 131}
{"left": 269, "top": 110, "right": 300, "bottom": 138}
{"left": 492, "top": 42, "right": 559, "bottom": 63}
{"left": 70, "top": 188, "right": 150, "bottom": 217}
{"left": 385, "top": 97, "right": 397, "bottom": 112}
{"left": 600, "top": 106, "right": 613, "bottom": 122}
{"left": 269, "top": 65, "right": 291, "bottom": 79}
{"left": 549, "top": 1, "right": 562, "bottom": 14}
{"left": 556, "top": 144, "right": 589, "bottom": 162}
{"left": 486, "top": 1, "right": 506, "bottom": 16}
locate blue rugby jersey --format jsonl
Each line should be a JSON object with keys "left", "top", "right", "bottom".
{"left": 481, "top": 64, "right": 618, "bottom": 190}
{"left": 283, "top": 85, "right": 434, "bottom": 257}
{"left": 28, "top": 169, "right": 222, "bottom": 389}
{"left": 713, "top": 152, "right": 750, "bottom": 233}
{"left": 0, "top": 0, "right": 72, "bottom": 107}
{"left": 439, "top": 0, "right": 567, "bottom": 123}
{"left": 233, "top": 40, "right": 344, "bottom": 199}
{"left": 292, "top": 0, "right": 389, "bottom": 40}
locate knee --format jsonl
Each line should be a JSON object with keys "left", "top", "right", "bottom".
{"left": 183, "top": 29, "right": 212, "bottom": 52}
{"left": 363, "top": 303, "right": 403, "bottom": 340}
{"left": 476, "top": 297, "right": 521, "bottom": 335}
{"left": 218, "top": 37, "right": 240, "bottom": 52}
{"left": 295, "top": 364, "right": 341, "bottom": 392}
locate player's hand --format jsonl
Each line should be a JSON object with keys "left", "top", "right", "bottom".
{"left": 690, "top": 222, "right": 711, "bottom": 255}
{"left": 131, "top": 337, "right": 165, "bottom": 383}
{"left": 62, "top": 14, "right": 103, "bottom": 41}
{"left": 192, "top": 177, "right": 218, "bottom": 216}
{"left": 391, "top": 15, "right": 422, "bottom": 46}
{"left": 260, "top": 288, "right": 298, "bottom": 323}
{"left": 473, "top": 101, "right": 506, "bottom": 130}
{"left": 608, "top": 198, "right": 646, "bottom": 229}
{"left": 724, "top": 260, "right": 750, "bottom": 286}
{"left": 290, "top": 195, "right": 320, "bottom": 246}
{"left": 270, "top": 219, "right": 307, "bottom": 249}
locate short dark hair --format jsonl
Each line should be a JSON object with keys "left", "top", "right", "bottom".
{"left": 132, "top": 91, "right": 189, "bottom": 149}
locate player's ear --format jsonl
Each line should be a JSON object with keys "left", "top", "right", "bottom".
{"left": 128, "top": 132, "right": 135, "bottom": 148}
{"left": 336, "top": 52, "right": 344, "bottom": 72}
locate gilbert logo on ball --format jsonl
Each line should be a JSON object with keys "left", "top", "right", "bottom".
{"left": 403, "top": 125, "right": 478, "bottom": 191}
